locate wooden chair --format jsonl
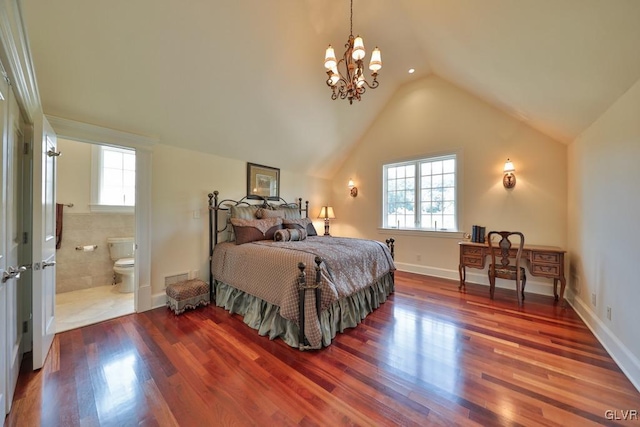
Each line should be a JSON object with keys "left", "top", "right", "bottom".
{"left": 487, "top": 231, "right": 526, "bottom": 306}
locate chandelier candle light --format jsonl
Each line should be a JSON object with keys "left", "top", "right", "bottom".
{"left": 324, "top": 0, "right": 382, "bottom": 104}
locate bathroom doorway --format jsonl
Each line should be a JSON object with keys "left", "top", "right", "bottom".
{"left": 54, "top": 138, "right": 135, "bottom": 332}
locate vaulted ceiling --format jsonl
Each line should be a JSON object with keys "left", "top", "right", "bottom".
{"left": 21, "top": 0, "right": 640, "bottom": 178}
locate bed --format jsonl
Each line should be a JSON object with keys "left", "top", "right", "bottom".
{"left": 208, "top": 191, "right": 396, "bottom": 350}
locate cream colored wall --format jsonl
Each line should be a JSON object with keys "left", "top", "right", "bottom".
{"left": 150, "top": 144, "right": 330, "bottom": 296}
{"left": 331, "top": 76, "right": 567, "bottom": 293}
{"left": 57, "top": 138, "right": 91, "bottom": 213}
{"left": 567, "top": 78, "right": 640, "bottom": 389}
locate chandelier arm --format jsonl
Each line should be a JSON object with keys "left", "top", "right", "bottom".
{"left": 361, "top": 79, "right": 379, "bottom": 90}
{"left": 343, "top": 40, "right": 355, "bottom": 83}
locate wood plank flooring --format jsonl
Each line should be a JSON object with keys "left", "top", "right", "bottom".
{"left": 6, "top": 272, "right": 640, "bottom": 426}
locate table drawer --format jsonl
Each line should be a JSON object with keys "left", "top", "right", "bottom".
{"left": 532, "top": 252, "right": 560, "bottom": 264}
{"left": 463, "top": 255, "right": 484, "bottom": 268}
{"left": 531, "top": 264, "right": 560, "bottom": 276}
{"left": 463, "top": 246, "right": 483, "bottom": 256}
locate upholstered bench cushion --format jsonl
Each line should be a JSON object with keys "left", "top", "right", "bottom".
{"left": 166, "top": 279, "right": 210, "bottom": 315}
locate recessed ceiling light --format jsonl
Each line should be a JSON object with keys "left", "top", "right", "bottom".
{"left": 408, "top": 68, "right": 415, "bottom": 74}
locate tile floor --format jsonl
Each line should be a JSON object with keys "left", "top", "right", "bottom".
{"left": 55, "top": 284, "right": 134, "bottom": 333}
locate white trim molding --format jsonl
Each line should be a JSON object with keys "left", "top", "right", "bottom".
{"left": 565, "top": 289, "right": 640, "bottom": 393}
{"left": 0, "top": 0, "right": 41, "bottom": 121}
{"left": 48, "top": 117, "right": 155, "bottom": 313}
{"left": 46, "top": 115, "right": 158, "bottom": 150}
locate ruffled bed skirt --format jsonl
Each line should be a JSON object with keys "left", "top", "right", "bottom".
{"left": 214, "top": 272, "right": 395, "bottom": 349}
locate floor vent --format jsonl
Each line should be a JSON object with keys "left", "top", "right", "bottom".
{"left": 164, "top": 273, "right": 189, "bottom": 288}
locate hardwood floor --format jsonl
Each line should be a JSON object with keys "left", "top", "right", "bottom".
{"left": 6, "top": 272, "right": 640, "bottom": 426}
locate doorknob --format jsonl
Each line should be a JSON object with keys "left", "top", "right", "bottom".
{"left": 1, "top": 270, "right": 11, "bottom": 283}
{"left": 1, "top": 266, "right": 27, "bottom": 283}
{"left": 42, "top": 261, "right": 56, "bottom": 269}
{"left": 47, "top": 149, "right": 62, "bottom": 157}
{"left": 12, "top": 266, "right": 26, "bottom": 280}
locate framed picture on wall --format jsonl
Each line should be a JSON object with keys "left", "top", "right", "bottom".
{"left": 247, "top": 163, "right": 280, "bottom": 200}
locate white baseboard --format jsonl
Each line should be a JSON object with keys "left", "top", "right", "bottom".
{"left": 565, "top": 289, "right": 640, "bottom": 393}
{"left": 151, "top": 292, "right": 167, "bottom": 310}
{"left": 395, "top": 262, "right": 556, "bottom": 296}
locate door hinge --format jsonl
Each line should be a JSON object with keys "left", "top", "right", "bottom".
{"left": 22, "top": 321, "right": 28, "bottom": 334}
{"left": 23, "top": 142, "right": 30, "bottom": 155}
{"left": 23, "top": 232, "right": 28, "bottom": 244}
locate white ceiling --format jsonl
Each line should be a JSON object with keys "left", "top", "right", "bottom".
{"left": 21, "top": 0, "right": 640, "bottom": 178}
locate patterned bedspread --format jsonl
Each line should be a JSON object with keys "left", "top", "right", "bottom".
{"left": 212, "top": 236, "right": 395, "bottom": 347}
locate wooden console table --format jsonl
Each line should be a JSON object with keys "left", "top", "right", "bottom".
{"left": 458, "top": 241, "right": 567, "bottom": 303}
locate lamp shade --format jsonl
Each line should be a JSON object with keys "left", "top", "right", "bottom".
{"left": 318, "top": 206, "right": 336, "bottom": 219}
{"left": 503, "top": 159, "right": 515, "bottom": 173}
{"left": 352, "top": 36, "right": 365, "bottom": 60}
{"left": 369, "top": 47, "right": 382, "bottom": 71}
{"left": 324, "top": 45, "right": 337, "bottom": 70}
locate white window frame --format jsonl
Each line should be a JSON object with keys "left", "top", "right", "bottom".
{"left": 90, "top": 144, "right": 135, "bottom": 213}
{"left": 382, "top": 153, "right": 459, "bottom": 232}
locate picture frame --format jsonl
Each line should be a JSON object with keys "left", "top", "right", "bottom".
{"left": 247, "top": 162, "right": 280, "bottom": 200}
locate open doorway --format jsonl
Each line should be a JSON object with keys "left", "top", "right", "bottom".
{"left": 54, "top": 138, "right": 135, "bottom": 332}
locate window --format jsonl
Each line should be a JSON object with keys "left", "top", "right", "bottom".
{"left": 383, "top": 154, "right": 457, "bottom": 231}
{"left": 91, "top": 145, "right": 136, "bottom": 212}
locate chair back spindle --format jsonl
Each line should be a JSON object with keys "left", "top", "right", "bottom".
{"left": 487, "top": 231, "right": 526, "bottom": 306}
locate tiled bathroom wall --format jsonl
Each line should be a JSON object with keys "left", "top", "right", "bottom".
{"left": 56, "top": 212, "right": 134, "bottom": 293}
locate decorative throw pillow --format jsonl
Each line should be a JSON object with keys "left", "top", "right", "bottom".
{"left": 274, "top": 228, "right": 307, "bottom": 242}
{"left": 283, "top": 217, "right": 318, "bottom": 237}
{"left": 231, "top": 217, "right": 283, "bottom": 245}
{"left": 255, "top": 208, "right": 285, "bottom": 219}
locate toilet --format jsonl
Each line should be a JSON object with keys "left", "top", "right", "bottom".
{"left": 107, "top": 237, "right": 135, "bottom": 293}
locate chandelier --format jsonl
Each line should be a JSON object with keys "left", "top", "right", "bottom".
{"left": 323, "top": 0, "right": 382, "bottom": 104}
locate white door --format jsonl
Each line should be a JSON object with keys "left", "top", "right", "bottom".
{"left": 31, "top": 114, "right": 57, "bottom": 370}
{"left": 3, "top": 80, "right": 25, "bottom": 412}
{"left": 0, "top": 63, "right": 9, "bottom": 416}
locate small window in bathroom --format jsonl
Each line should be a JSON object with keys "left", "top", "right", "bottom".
{"left": 90, "top": 145, "right": 136, "bottom": 213}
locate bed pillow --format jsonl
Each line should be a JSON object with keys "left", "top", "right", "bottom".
{"left": 274, "top": 228, "right": 307, "bottom": 242}
{"left": 267, "top": 203, "right": 302, "bottom": 219}
{"left": 255, "top": 208, "right": 285, "bottom": 219}
{"left": 230, "top": 205, "right": 260, "bottom": 219}
{"left": 226, "top": 205, "right": 261, "bottom": 242}
{"left": 283, "top": 217, "right": 318, "bottom": 237}
{"left": 231, "top": 217, "right": 283, "bottom": 245}
{"left": 279, "top": 206, "right": 302, "bottom": 219}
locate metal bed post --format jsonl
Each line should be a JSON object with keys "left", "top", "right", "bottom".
{"left": 208, "top": 191, "right": 219, "bottom": 302}
{"left": 297, "top": 257, "right": 323, "bottom": 350}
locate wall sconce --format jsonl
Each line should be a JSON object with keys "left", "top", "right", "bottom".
{"left": 503, "top": 158, "right": 516, "bottom": 189}
{"left": 348, "top": 179, "right": 358, "bottom": 197}
{"left": 318, "top": 206, "right": 336, "bottom": 236}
